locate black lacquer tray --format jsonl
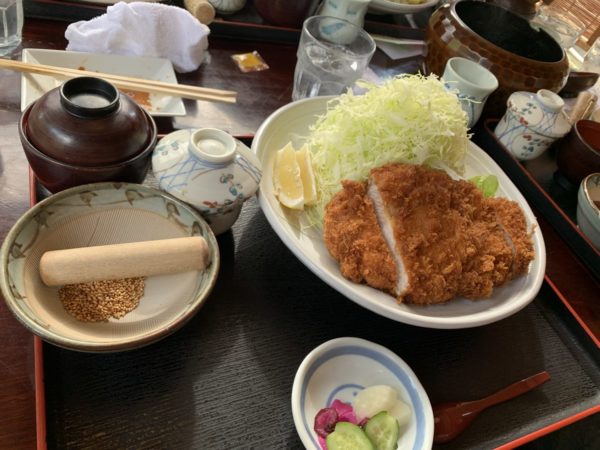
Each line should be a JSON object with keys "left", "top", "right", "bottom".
{"left": 32, "top": 175, "right": 600, "bottom": 449}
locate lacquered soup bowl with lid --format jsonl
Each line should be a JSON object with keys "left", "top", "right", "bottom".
{"left": 20, "top": 76, "right": 157, "bottom": 192}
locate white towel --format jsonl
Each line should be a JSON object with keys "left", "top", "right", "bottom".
{"left": 65, "top": 2, "right": 210, "bottom": 73}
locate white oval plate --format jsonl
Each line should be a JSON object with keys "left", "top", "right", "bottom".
{"left": 369, "top": 0, "right": 439, "bottom": 14}
{"left": 252, "top": 96, "right": 546, "bottom": 329}
{"left": 291, "top": 337, "right": 434, "bottom": 450}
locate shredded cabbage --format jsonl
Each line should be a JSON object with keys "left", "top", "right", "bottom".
{"left": 305, "top": 73, "right": 470, "bottom": 228}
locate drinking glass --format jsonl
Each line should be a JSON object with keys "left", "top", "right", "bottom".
{"left": 292, "top": 15, "right": 376, "bottom": 101}
{"left": 0, "top": 0, "right": 23, "bottom": 56}
{"left": 531, "top": 5, "right": 585, "bottom": 49}
{"left": 583, "top": 38, "right": 600, "bottom": 73}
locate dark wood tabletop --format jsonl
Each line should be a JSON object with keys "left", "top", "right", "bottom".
{"left": 1, "top": 11, "right": 599, "bottom": 450}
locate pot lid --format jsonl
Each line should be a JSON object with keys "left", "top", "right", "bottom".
{"left": 151, "top": 129, "right": 262, "bottom": 215}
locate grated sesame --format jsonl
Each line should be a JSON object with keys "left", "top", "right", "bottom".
{"left": 58, "top": 277, "right": 145, "bottom": 322}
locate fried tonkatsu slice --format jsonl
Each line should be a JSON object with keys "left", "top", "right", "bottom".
{"left": 323, "top": 180, "right": 398, "bottom": 295}
{"left": 323, "top": 163, "right": 535, "bottom": 305}
{"left": 450, "top": 180, "right": 514, "bottom": 298}
{"left": 368, "top": 164, "right": 471, "bottom": 304}
{"left": 486, "top": 196, "right": 535, "bottom": 280}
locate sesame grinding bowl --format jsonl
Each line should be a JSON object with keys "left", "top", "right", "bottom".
{"left": 0, "top": 183, "right": 220, "bottom": 352}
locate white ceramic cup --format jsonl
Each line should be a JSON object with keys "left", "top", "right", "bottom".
{"left": 442, "top": 57, "right": 499, "bottom": 128}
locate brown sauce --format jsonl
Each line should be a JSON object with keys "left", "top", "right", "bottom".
{"left": 121, "top": 90, "right": 152, "bottom": 108}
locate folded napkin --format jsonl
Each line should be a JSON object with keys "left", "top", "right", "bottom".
{"left": 65, "top": 2, "right": 210, "bottom": 73}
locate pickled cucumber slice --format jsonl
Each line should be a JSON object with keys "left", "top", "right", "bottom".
{"left": 326, "top": 422, "right": 375, "bottom": 450}
{"left": 364, "top": 411, "right": 399, "bottom": 450}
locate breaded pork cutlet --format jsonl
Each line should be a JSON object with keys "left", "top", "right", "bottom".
{"left": 368, "top": 164, "right": 470, "bottom": 304}
{"left": 450, "top": 180, "right": 514, "bottom": 298}
{"left": 487, "top": 197, "right": 535, "bottom": 279}
{"left": 323, "top": 163, "right": 535, "bottom": 305}
{"left": 323, "top": 180, "right": 398, "bottom": 295}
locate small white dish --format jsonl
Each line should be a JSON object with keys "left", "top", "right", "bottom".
{"left": 252, "top": 96, "right": 546, "bottom": 329}
{"left": 152, "top": 128, "right": 262, "bottom": 235}
{"left": 369, "top": 0, "right": 439, "bottom": 15}
{"left": 21, "top": 49, "right": 186, "bottom": 117}
{"left": 291, "top": 337, "right": 434, "bottom": 450}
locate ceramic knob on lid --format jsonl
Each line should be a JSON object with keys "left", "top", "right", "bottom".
{"left": 152, "top": 128, "right": 262, "bottom": 235}
{"left": 494, "top": 89, "right": 571, "bottom": 160}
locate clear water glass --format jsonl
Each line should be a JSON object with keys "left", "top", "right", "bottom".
{"left": 0, "top": 0, "right": 23, "bottom": 56}
{"left": 292, "top": 15, "right": 376, "bottom": 101}
{"left": 531, "top": 5, "right": 585, "bottom": 49}
{"left": 583, "top": 38, "right": 600, "bottom": 73}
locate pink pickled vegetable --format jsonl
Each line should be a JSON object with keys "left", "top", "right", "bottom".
{"left": 331, "top": 399, "right": 359, "bottom": 424}
{"left": 314, "top": 408, "right": 339, "bottom": 438}
{"left": 314, "top": 400, "right": 360, "bottom": 450}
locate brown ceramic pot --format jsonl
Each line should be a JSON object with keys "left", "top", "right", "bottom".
{"left": 425, "top": 0, "right": 570, "bottom": 119}
{"left": 253, "top": 0, "right": 316, "bottom": 29}
{"left": 20, "top": 104, "right": 154, "bottom": 193}
{"left": 26, "top": 77, "right": 156, "bottom": 167}
{"left": 556, "top": 120, "right": 600, "bottom": 189}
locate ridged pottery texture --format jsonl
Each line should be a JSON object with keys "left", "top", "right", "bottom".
{"left": 425, "top": 0, "right": 569, "bottom": 119}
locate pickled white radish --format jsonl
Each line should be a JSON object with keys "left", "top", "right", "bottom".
{"left": 353, "top": 385, "right": 398, "bottom": 421}
{"left": 389, "top": 399, "right": 412, "bottom": 428}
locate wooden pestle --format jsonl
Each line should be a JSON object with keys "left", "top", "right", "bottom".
{"left": 184, "top": 0, "right": 216, "bottom": 25}
{"left": 40, "top": 237, "right": 210, "bottom": 287}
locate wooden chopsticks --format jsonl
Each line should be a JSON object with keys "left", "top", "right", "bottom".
{"left": 0, "top": 58, "right": 237, "bottom": 104}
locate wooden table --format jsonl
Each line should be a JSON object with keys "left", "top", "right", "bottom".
{"left": 1, "top": 15, "right": 599, "bottom": 450}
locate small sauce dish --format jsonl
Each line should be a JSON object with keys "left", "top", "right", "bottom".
{"left": 291, "top": 337, "right": 434, "bottom": 450}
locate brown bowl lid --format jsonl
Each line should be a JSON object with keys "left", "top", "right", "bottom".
{"left": 25, "top": 77, "right": 155, "bottom": 167}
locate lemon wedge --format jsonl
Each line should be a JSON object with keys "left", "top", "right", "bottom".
{"left": 273, "top": 142, "right": 304, "bottom": 210}
{"left": 296, "top": 144, "right": 318, "bottom": 206}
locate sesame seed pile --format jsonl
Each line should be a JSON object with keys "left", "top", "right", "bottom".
{"left": 59, "top": 277, "right": 145, "bottom": 322}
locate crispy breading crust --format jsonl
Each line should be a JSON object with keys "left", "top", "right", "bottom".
{"left": 323, "top": 180, "right": 398, "bottom": 295}
{"left": 323, "top": 163, "right": 536, "bottom": 305}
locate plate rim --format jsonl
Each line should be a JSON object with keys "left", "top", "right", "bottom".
{"left": 20, "top": 48, "right": 186, "bottom": 117}
{"left": 253, "top": 96, "right": 547, "bottom": 329}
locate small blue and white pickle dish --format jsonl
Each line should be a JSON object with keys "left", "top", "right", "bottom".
{"left": 152, "top": 128, "right": 262, "bottom": 235}
{"left": 291, "top": 337, "right": 434, "bottom": 450}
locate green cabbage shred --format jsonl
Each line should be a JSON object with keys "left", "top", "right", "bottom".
{"left": 305, "top": 74, "right": 470, "bottom": 228}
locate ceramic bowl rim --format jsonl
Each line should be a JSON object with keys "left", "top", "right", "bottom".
{"left": 574, "top": 120, "right": 600, "bottom": 157}
{"left": 580, "top": 172, "right": 600, "bottom": 216}
{"left": 448, "top": 0, "right": 566, "bottom": 66}
{"left": 20, "top": 102, "right": 158, "bottom": 170}
{"left": 0, "top": 182, "right": 220, "bottom": 353}
{"left": 291, "top": 337, "right": 434, "bottom": 450}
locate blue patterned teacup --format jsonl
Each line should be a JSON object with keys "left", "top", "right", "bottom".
{"left": 442, "top": 57, "right": 498, "bottom": 129}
